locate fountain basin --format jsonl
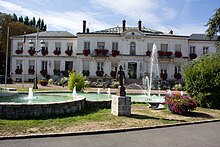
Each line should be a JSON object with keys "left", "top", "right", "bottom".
{"left": 0, "top": 96, "right": 85, "bottom": 119}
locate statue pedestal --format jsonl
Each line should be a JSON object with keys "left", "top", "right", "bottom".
{"left": 111, "top": 95, "right": 131, "bottom": 116}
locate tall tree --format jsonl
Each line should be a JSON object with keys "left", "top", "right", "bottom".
{"left": 11, "top": 13, "right": 18, "bottom": 21}
{"left": 36, "top": 18, "right": 41, "bottom": 29}
{"left": 40, "top": 19, "right": 44, "bottom": 30}
{"left": 18, "top": 16, "right": 23, "bottom": 23}
{"left": 205, "top": 8, "right": 220, "bottom": 49}
{"left": 24, "top": 16, "right": 29, "bottom": 25}
{"left": 32, "top": 17, "right": 36, "bottom": 26}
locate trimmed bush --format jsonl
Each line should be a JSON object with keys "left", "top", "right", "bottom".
{"left": 182, "top": 53, "right": 220, "bottom": 108}
{"left": 67, "top": 70, "right": 86, "bottom": 91}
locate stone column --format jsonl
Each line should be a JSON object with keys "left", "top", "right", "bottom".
{"left": 111, "top": 95, "right": 131, "bottom": 116}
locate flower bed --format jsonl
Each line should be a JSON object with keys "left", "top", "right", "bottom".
{"left": 165, "top": 93, "right": 197, "bottom": 115}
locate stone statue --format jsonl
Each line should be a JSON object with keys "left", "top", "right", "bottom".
{"left": 116, "top": 65, "right": 126, "bottom": 96}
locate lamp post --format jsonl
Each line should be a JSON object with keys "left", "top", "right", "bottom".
{"left": 29, "top": 29, "right": 45, "bottom": 89}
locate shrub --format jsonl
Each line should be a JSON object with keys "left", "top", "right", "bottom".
{"left": 182, "top": 53, "right": 220, "bottom": 108}
{"left": 67, "top": 70, "right": 86, "bottom": 91}
{"left": 165, "top": 93, "right": 197, "bottom": 115}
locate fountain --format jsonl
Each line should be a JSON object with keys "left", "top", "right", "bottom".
{"left": 27, "top": 87, "right": 33, "bottom": 99}
{"left": 97, "top": 88, "right": 100, "bottom": 94}
{"left": 72, "top": 86, "right": 77, "bottom": 99}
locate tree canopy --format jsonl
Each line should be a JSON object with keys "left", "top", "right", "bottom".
{"left": 205, "top": 8, "right": 220, "bottom": 49}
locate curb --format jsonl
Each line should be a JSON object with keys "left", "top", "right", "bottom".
{"left": 0, "top": 119, "right": 219, "bottom": 140}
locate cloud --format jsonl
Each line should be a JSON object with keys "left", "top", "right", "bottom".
{"left": 0, "top": 0, "right": 110, "bottom": 34}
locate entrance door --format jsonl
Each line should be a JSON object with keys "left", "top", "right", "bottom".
{"left": 128, "top": 62, "right": 137, "bottom": 79}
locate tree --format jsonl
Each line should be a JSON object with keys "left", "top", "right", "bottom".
{"left": 24, "top": 16, "right": 29, "bottom": 25}
{"left": 18, "top": 16, "right": 23, "bottom": 23}
{"left": 182, "top": 53, "right": 220, "bottom": 108}
{"left": 11, "top": 13, "right": 18, "bottom": 21}
{"left": 205, "top": 8, "right": 220, "bottom": 49}
{"left": 32, "top": 17, "right": 36, "bottom": 26}
{"left": 40, "top": 19, "right": 44, "bottom": 30}
{"left": 67, "top": 70, "right": 86, "bottom": 91}
{"left": 36, "top": 18, "right": 41, "bottom": 29}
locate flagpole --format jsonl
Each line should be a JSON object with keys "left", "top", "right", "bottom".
{"left": 22, "top": 32, "right": 26, "bottom": 88}
{"left": 4, "top": 27, "right": 9, "bottom": 88}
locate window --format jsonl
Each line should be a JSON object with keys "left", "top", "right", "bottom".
{"left": 112, "top": 42, "right": 118, "bottom": 50}
{"left": 130, "top": 42, "right": 136, "bottom": 55}
{"left": 67, "top": 43, "right": 73, "bottom": 50}
{"left": 190, "top": 46, "right": 196, "bottom": 54}
{"left": 16, "top": 60, "right": 22, "bottom": 69}
{"left": 161, "top": 44, "right": 168, "bottom": 52}
{"left": 55, "top": 42, "right": 61, "bottom": 51}
{"left": 97, "top": 62, "right": 104, "bottom": 71}
{"left": 97, "top": 42, "right": 105, "bottom": 49}
{"left": 175, "top": 66, "right": 181, "bottom": 73}
{"left": 84, "top": 42, "right": 90, "bottom": 50}
{"left": 203, "top": 47, "right": 209, "bottom": 55}
{"left": 41, "top": 61, "right": 48, "bottom": 70}
{"left": 54, "top": 61, "right": 60, "bottom": 70}
{"left": 65, "top": 61, "right": 73, "bottom": 71}
{"left": 17, "top": 42, "right": 23, "bottom": 50}
{"left": 175, "top": 44, "right": 181, "bottom": 52}
{"left": 147, "top": 43, "right": 153, "bottom": 51}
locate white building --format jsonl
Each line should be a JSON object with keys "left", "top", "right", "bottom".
{"left": 10, "top": 20, "right": 218, "bottom": 84}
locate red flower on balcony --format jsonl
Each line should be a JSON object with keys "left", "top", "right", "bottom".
{"left": 96, "top": 70, "right": 104, "bottom": 77}
{"left": 189, "top": 53, "right": 197, "bottom": 60}
{"left": 174, "top": 51, "right": 182, "bottom": 58}
{"left": 174, "top": 73, "right": 182, "bottom": 79}
{"left": 28, "top": 48, "right": 36, "bottom": 56}
{"left": 53, "top": 49, "right": 61, "bottom": 56}
{"left": 146, "top": 51, "right": 151, "bottom": 56}
{"left": 15, "top": 68, "right": 22, "bottom": 74}
{"left": 65, "top": 50, "right": 73, "bottom": 56}
{"left": 158, "top": 51, "right": 165, "bottom": 57}
{"left": 82, "top": 49, "right": 91, "bottom": 56}
{"left": 165, "top": 51, "right": 173, "bottom": 57}
{"left": 28, "top": 68, "right": 35, "bottom": 75}
{"left": 160, "top": 72, "right": 168, "bottom": 80}
{"left": 41, "top": 48, "right": 48, "bottom": 56}
{"left": 112, "top": 50, "right": 120, "bottom": 57}
{"left": 15, "top": 49, "right": 23, "bottom": 54}
{"left": 95, "top": 49, "right": 109, "bottom": 56}
{"left": 40, "top": 70, "right": 47, "bottom": 76}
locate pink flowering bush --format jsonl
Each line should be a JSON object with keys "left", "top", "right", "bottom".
{"left": 165, "top": 93, "right": 197, "bottom": 115}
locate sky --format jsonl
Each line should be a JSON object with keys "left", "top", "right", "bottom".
{"left": 0, "top": 0, "right": 219, "bottom": 35}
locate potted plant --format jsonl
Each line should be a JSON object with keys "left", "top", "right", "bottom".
{"left": 112, "top": 50, "right": 120, "bottom": 57}
{"left": 165, "top": 93, "right": 197, "bottom": 115}
{"left": 28, "top": 48, "right": 36, "bottom": 56}
{"left": 165, "top": 51, "right": 173, "bottom": 58}
{"left": 82, "top": 70, "right": 90, "bottom": 76}
{"left": 189, "top": 53, "right": 197, "bottom": 60}
{"left": 15, "top": 68, "right": 22, "bottom": 74}
{"left": 82, "top": 49, "right": 91, "bottom": 56}
{"left": 65, "top": 49, "right": 73, "bottom": 56}
{"left": 174, "top": 51, "right": 182, "bottom": 58}
{"left": 160, "top": 72, "right": 168, "bottom": 80}
{"left": 15, "top": 49, "right": 23, "bottom": 54}
{"left": 28, "top": 68, "right": 35, "bottom": 75}
{"left": 174, "top": 73, "right": 182, "bottom": 79}
{"left": 39, "top": 78, "right": 48, "bottom": 86}
{"left": 41, "top": 48, "right": 48, "bottom": 56}
{"left": 53, "top": 49, "right": 61, "bottom": 56}
{"left": 40, "top": 70, "right": 47, "bottom": 76}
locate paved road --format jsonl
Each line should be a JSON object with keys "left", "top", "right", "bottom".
{"left": 0, "top": 121, "right": 220, "bottom": 147}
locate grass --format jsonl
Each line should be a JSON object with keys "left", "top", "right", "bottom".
{"left": 0, "top": 105, "right": 220, "bottom": 137}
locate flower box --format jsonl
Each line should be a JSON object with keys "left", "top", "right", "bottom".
{"left": 65, "top": 50, "right": 73, "bottom": 56}
{"left": 165, "top": 93, "right": 197, "bottom": 115}
{"left": 40, "top": 70, "right": 47, "bottom": 76}
{"left": 146, "top": 51, "right": 151, "bottom": 56}
{"left": 82, "top": 50, "right": 91, "bottom": 56}
{"left": 174, "top": 51, "right": 182, "bottom": 58}
{"left": 160, "top": 72, "right": 167, "bottom": 80}
{"left": 15, "top": 68, "right": 22, "bottom": 74}
{"left": 28, "top": 68, "right": 35, "bottom": 75}
{"left": 28, "top": 49, "right": 36, "bottom": 56}
{"left": 112, "top": 50, "right": 120, "bottom": 57}
{"left": 174, "top": 73, "right": 182, "bottom": 79}
{"left": 41, "top": 48, "right": 48, "bottom": 56}
{"left": 165, "top": 51, "right": 173, "bottom": 57}
{"left": 95, "top": 49, "right": 109, "bottom": 56}
{"left": 189, "top": 53, "right": 197, "bottom": 60}
{"left": 15, "top": 50, "right": 23, "bottom": 54}
{"left": 157, "top": 51, "right": 164, "bottom": 57}
{"left": 53, "top": 49, "right": 61, "bottom": 56}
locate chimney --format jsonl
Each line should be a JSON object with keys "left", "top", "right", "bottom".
{"left": 169, "top": 30, "right": 173, "bottom": 35}
{"left": 86, "top": 28, "right": 89, "bottom": 33}
{"left": 83, "top": 20, "right": 86, "bottom": 33}
{"left": 122, "top": 19, "right": 126, "bottom": 32}
{"left": 138, "top": 20, "right": 142, "bottom": 31}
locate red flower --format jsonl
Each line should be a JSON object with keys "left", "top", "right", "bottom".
{"left": 146, "top": 51, "right": 151, "bottom": 56}
{"left": 174, "top": 51, "right": 182, "bottom": 58}
{"left": 112, "top": 50, "right": 120, "bottom": 57}
{"left": 15, "top": 50, "right": 23, "bottom": 54}
{"left": 158, "top": 51, "right": 164, "bottom": 57}
{"left": 53, "top": 49, "right": 61, "bottom": 56}
{"left": 189, "top": 53, "right": 197, "bottom": 60}
{"left": 82, "top": 49, "right": 91, "bottom": 56}
{"left": 28, "top": 49, "right": 36, "bottom": 56}
{"left": 65, "top": 50, "right": 73, "bottom": 56}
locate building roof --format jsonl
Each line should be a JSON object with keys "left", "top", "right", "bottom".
{"left": 12, "top": 31, "right": 77, "bottom": 39}
{"left": 189, "top": 34, "right": 219, "bottom": 41}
